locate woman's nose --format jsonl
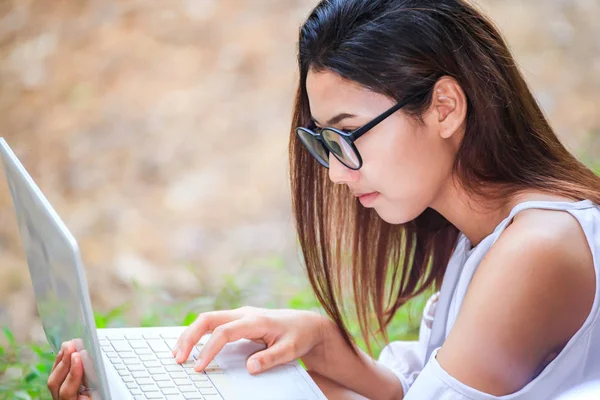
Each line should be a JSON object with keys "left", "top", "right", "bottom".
{"left": 328, "top": 153, "right": 359, "bottom": 185}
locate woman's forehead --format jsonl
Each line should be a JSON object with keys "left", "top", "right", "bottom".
{"left": 306, "top": 69, "right": 391, "bottom": 122}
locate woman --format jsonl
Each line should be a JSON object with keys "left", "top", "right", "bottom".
{"left": 49, "top": 0, "right": 600, "bottom": 399}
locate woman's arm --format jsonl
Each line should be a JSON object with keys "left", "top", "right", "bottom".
{"left": 308, "top": 371, "right": 370, "bottom": 400}
{"left": 436, "top": 210, "right": 595, "bottom": 395}
{"left": 302, "top": 317, "right": 404, "bottom": 400}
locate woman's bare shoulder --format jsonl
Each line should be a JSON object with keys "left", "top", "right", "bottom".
{"left": 435, "top": 207, "right": 596, "bottom": 396}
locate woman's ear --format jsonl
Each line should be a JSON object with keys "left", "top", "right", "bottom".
{"left": 431, "top": 77, "right": 467, "bottom": 140}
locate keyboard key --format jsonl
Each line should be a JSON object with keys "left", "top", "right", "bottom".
{"left": 168, "top": 371, "right": 187, "bottom": 379}
{"left": 131, "top": 388, "right": 143, "bottom": 395}
{"left": 128, "top": 364, "right": 146, "bottom": 371}
{"left": 173, "top": 378, "right": 192, "bottom": 386}
{"left": 112, "top": 341, "right": 133, "bottom": 352}
{"left": 134, "top": 395, "right": 147, "bottom": 400}
{"left": 123, "top": 358, "right": 142, "bottom": 366}
{"left": 143, "top": 333, "right": 161, "bottom": 339}
{"left": 199, "top": 387, "right": 217, "bottom": 395}
{"left": 165, "top": 395, "right": 184, "bottom": 400}
{"left": 119, "top": 370, "right": 132, "bottom": 377}
{"left": 125, "top": 333, "right": 144, "bottom": 340}
{"left": 148, "top": 340, "right": 171, "bottom": 353}
{"left": 136, "top": 377, "right": 155, "bottom": 386}
{"left": 161, "top": 387, "right": 179, "bottom": 395}
{"left": 123, "top": 376, "right": 135, "bottom": 383}
{"left": 153, "top": 374, "right": 171, "bottom": 382}
{"left": 145, "top": 392, "right": 164, "bottom": 399}
{"left": 165, "top": 365, "right": 183, "bottom": 372}
{"left": 156, "top": 352, "right": 173, "bottom": 359}
{"left": 160, "top": 332, "right": 180, "bottom": 339}
{"left": 115, "top": 365, "right": 128, "bottom": 371}
{"left": 156, "top": 380, "right": 175, "bottom": 389}
{"left": 203, "top": 395, "right": 222, "bottom": 400}
{"left": 139, "top": 354, "right": 157, "bottom": 361}
{"left": 179, "top": 385, "right": 197, "bottom": 393}
{"left": 193, "top": 381, "right": 213, "bottom": 389}
{"left": 136, "top": 349, "right": 153, "bottom": 355}
{"left": 120, "top": 352, "right": 137, "bottom": 358}
{"left": 129, "top": 340, "right": 150, "bottom": 349}
{"left": 126, "top": 382, "right": 138, "bottom": 390}
{"left": 161, "top": 359, "right": 178, "bottom": 365}
{"left": 132, "top": 371, "right": 150, "bottom": 378}
{"left": 183, "top": 394, "right": 204, "bottom": 399}
{"left": 148, "top": 367, "right": 165, "bottom": 374}
{"left": 144, "top": 361, "right": 162, "bottom": 368}
{"left": 106, "top": 335, "right": 125, "bottom": 341}
{"left": 140, "top": 384, "right": 159, "bottom": 392}
{"left": 189, "top": 374, "right": 209, "bottom": 382}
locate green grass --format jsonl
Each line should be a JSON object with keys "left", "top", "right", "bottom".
{"left": 0, "top": 328, "right": 55, "bottom": 400}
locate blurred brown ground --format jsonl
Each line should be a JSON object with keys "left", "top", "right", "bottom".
{"left": 0, "top": 0, "right": 598, "bottom": 341}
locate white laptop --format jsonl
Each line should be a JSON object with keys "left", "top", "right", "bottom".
{"left": 0, "top": 138, "right": 327, "bottom": 400}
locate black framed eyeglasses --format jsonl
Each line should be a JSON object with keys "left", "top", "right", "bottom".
{"left": 295, "top": 93, "right": 418, "bottom": 170}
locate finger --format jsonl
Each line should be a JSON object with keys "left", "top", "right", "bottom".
{"left": 175, "top": 309, "right": 245, "bottom": 363}
{"left": 51, "top": 348, "right": 65, "bottom": 371}
{"left": 246, "top": 339, "right": 297, "bottom": 374}
{"left": 59, "top": 352, "right": 84, "bottom": 400}
{"left": 72, "top": 337, "right": 85, "bottom": 351}
{"left": 193, "top": 317, "right": 269, "bottom": 372}
{"left": 52, "top": 341, "right": 73, "bottom": 371}
{"left": 48, "top": 347, "right": 74, "bottom": 399}
{"left": 78, "top": 349, "right": 93, "bottom": 388}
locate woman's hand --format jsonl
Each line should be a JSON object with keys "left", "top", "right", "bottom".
{"left": 172, "top": 306, "right": 332, "bottom": 374}
{"left": 47, "top": 340, "right": 90, "bottom": 400}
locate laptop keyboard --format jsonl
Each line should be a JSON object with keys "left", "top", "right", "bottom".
{"left": 98, "top": 331, "right": 224, "bottom": 400}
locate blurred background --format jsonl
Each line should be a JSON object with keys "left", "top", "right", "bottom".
{"left": 0, "top": 0, "right": 599, "bottom": 362}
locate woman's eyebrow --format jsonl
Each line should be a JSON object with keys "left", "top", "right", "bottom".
{"left": 310, "top": 112, "right": 357, "bottom": 126}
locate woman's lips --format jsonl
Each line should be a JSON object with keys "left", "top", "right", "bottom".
{"left": 357, "top": 192, "right": 380, "bottom": 207}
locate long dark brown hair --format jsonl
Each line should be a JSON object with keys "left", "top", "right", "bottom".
{"left": 289, "top": 0, "right": 600, "bottom": 355}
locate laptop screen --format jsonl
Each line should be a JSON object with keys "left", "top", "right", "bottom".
{"left": 0, "top": 138, "right": 110, "bottom": 398}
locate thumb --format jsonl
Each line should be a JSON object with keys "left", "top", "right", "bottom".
{"left": 246, "top": 340, "right": 295, "bottom": 374}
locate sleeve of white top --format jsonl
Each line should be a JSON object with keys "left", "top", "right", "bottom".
{"left": 377, "top": 340, "right": 424, "bottom": 396}
{"left": 404, "top": 348, "right": 500, "bottom": 400}
{"left": 377, "top": 296, "right": 435, "bottom": 396}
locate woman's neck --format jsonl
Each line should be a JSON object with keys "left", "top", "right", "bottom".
{"left": 430, "top": 179, "right": 576, "bottom": 247}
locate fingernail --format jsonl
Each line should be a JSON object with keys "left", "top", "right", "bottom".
{"left": 249, "top": 359, "right": 260, "bottom": 373}
{"left": 57, "top": 349, "right": 63, "bottom": 357}
{"left": 176, "top": 350, "right": 182, "bottom": 361}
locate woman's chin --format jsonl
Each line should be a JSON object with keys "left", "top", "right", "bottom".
{"left": 374, "top": 209, "right": 411, "bottom": 225}
{"left": 373, "top": 202, "right": 424, "bottom": 225}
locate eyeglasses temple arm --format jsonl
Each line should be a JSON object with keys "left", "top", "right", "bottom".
{"left": 348, "top": 94, "right": 422, "bottom": 141}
